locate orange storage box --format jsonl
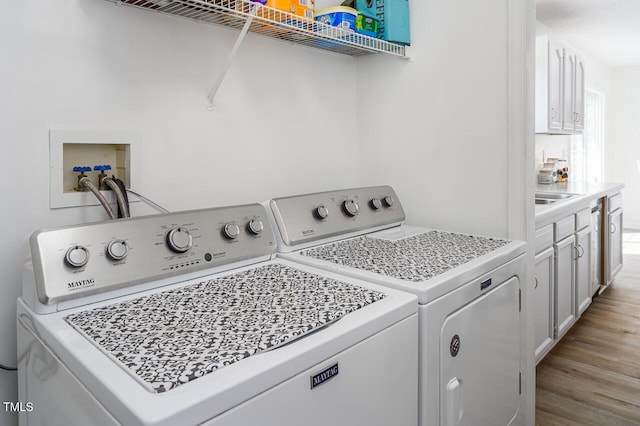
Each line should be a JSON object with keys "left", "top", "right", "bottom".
{"left": 258, "top": 0, "right": 315, "bottom": 21}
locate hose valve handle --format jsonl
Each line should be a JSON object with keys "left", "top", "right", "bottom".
{"left": 73, "top": 166, "right": 92, "bottom": 191}
{"left": 94, "top": 165, "right": 112, "bottom": 189}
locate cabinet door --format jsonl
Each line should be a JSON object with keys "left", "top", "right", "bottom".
{"left": 576, "top": 227, "right": 592, "bottom": 316}
{"left": 574, "top": 55, "right": 585, "bottom": 132}
{"left": 548, "top": 40, "right": 564, "bottom": 131}
{"left": 555, "top": 235, "right": 576, "bottom": 338}
{"left": 609, "top": 208, "right": 623, "bottom": 281}
{"left": 562, "top": 51, "right": 576, "bottom": 131}
{"left": 534, "top": 247, "right": 555, "bottom": 363}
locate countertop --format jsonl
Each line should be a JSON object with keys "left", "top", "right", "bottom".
{"left": 535, "top": 182, "right": 625, "bottom": 228}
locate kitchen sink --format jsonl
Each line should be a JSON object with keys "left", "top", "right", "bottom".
{"left": 535, "top": 192, "right": 579, "bottom": 200}
{"left": 535, "top": 199, "right": 557, "bottom": 204}
{"left": 535, "top": 192, "right": 581, "bottom": 205}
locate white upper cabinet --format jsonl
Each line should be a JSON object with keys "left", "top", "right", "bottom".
{"left": 535, "top": 36, "right": 585, "bottom": 134}
{"left": 561, "top": 51, "right": 575, "bottom": 131}
{"left": 574, "top": 55, "right": 585, "bottom": 132}
{"left": 548, "top": 40, "right": 563, "bottom": 131}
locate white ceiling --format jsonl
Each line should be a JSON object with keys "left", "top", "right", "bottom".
{"left": 536, "top": 0, "right": 640, "bottom": 67}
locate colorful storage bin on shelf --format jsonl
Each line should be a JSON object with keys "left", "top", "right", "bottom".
{"left": 355, "top": 11, "right": 378, "bottom": 37}
{"left": 315, "top": 6, "right": 357, "bottom": 32}
{"left": 255, "top": 0, "right": 315, "bottom": 22}
{"left": 354, "top": 0, "right": 410, "bottom": 45}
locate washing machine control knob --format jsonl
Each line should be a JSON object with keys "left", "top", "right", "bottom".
{"left": 65, "top": 245, "right": 90, "bottom": 268}
{"left": 370, "top": 198, "right": 382, "bottom": 210}
{"left": 166, "top": 227, "right": 193, "bottom": 253}
{"left": 247, "top": 219, "right": 264, "bottom": 235}
{"left": 343, "top": 199, "right": 360, "bottom": 217}
{"left": 223, "top": 223, "right": 241, "bottom": 239}
{"left": 383, "top": 196, "right": 395, "bottom": 207}
{"left": 314, "top": 205, "right": 329, "bottom": 220}
{"left": 106, "top": 239, "right": 128, "bottom": 261}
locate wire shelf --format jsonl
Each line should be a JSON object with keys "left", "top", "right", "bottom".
{"left": 114, "top": 0, "right": 407, "bottom": 57}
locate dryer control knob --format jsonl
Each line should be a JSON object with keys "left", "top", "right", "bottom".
{"left": 106, "top": 239, "right": 128, "bottom": 261}
{"left": 314, "top": 205, "right": 329, "bottom": 220}
{"left": 65, "top": 245, "right": 90, "bottom": 268}
{"left": 343, "top": 199, "right": 360, "bottom": 217}
{"left": 247, "top": 219, "right": 264, "bottom": 235}
{"left": 383, "top": 196, "right": 395, "bottom": 207}
{"left": 370, "top": 198, "right": 382, "bottom": 210}
{"left": 223, "top": 223, "right": 241, "bottom": 239}
{"left": 166, "top": 227, "right": 193, "bottom": 253}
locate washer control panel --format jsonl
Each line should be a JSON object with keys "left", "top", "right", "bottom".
{"left": 29, "top": 204, "right": 276, "bottom": 306}
{"left": 270, "top": 185, "right": 405, "bottom": 247}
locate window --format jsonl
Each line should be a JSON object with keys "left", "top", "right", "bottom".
{"left": 571, "top": 89, "right": 605, "bottom": 182}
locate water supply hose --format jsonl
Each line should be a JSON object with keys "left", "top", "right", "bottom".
{"left": 79, "top": 177, "right": 117, "bottom": 220}
{"left": 114, "top": 177, "right": 131, "bottom": 218}
{"left": 103, "top": 177, "right": 130, "bottom": 218}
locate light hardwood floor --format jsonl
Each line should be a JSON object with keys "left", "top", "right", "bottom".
{"left": 535, "top": 231, "right": 640, "bottom": 425}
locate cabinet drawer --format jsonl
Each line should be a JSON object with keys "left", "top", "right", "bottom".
{"left": 535, "top": 225, "right": 554, "bottom": 254}
{"left": 609, "top": 193, "right": 622, "bottom": 212}
{"left": 554, "top": 215, "right": 575, "bottom": 242}
{"left": 575, "top": 208, "right": 591, "bottom": 231}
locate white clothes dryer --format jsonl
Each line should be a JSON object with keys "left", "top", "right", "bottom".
{"left": 268, "top": 186, "right": 527, "bottom": 426}
{"left": 17, "top": 203, "right": 418, "bottom": 426}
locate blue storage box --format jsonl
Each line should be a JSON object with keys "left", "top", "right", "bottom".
{"left": 355, "top": 0, "right": 410, "bottom": 45}
{"left": 315, "top": 6, "right": 357, "bottom": 32}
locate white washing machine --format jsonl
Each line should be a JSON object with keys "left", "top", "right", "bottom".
{"left": 268, "top": 186, "right": 527, "bottom": 426}
{"left": 17, "top": 203, "right": 418, "bottom": 426}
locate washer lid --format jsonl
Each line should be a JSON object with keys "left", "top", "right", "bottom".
{"left": 65, "top": 263, "right": 386, "bottom": 394}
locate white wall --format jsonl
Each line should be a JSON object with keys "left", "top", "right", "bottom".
{"left": 0, "top": 2, "right": 358, "bottom": 424}
{"left": 356, "top": 1, "right": 512, "bottom": 237}
{"left": 356, "top": 5, "right": 534, "bottom": 420}
{"left": 610, "top": 67, "right": 640, "bottom": 228}
{"left": 535, "top": 133, "right": 570, "bottom": 168}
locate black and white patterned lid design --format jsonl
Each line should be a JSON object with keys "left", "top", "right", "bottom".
{"left": 65, "top": 264, "right": 385, "bottom": 394}
{"left": 300, "top": 230, "right": 510, "bottom": 282}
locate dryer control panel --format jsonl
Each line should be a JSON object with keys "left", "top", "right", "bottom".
{"left": 29, "top": 204, "right": 276, "bottom": 307}
{"left": 270, "top": 185, "right": 406, "bottom": 247}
